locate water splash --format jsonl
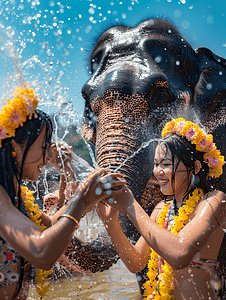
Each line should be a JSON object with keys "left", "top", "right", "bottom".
{"left": 115, "top": 138, "right": 158, "bottom": 173}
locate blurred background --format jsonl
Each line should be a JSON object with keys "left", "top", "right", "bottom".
{"left": 1, "top": 0, "right": 226, "bottom": 118}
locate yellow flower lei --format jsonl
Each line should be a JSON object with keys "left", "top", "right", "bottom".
{"left": 162, "top": 118, "right": 225, "bottom": 178}
{"left": 143, "top": 188, "right": 203, "bottom": 300}
{"left": 21, "top": 186, "right": 52, "bottom": 299}
{"left": 0, "top": 83, "right": 39, "bottom": 147}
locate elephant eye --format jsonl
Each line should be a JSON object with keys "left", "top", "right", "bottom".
{"left": 149, "top": 88, "right": 174, "bottom": 110}
{"left": 91, "top": 49, "right": 104, "bottom": 73}
{"left": 155, "top": 89, "right": 168, "bottom": 102}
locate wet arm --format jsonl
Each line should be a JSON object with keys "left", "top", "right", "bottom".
{"left": 103, "top": 215, "right": 150, "bottom": 273}
{"left": 124, "top": 191, "right": 226, "bottom": 269}
{"left": 0, "top": 185, "right": 85, "bottom": 270}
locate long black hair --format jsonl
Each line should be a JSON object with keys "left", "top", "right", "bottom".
{"left": 157, "top": 132, "right": 211, "bottom": 200}
{"left": 0, "top": 109, "right": 53, "bottom": 208}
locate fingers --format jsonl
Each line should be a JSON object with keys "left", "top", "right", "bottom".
{"left": 50, "top": 142, "right": 72, "bottom": 154}
{"left": 65, "top": 181, "right": 80, "bottom": 201}
{"left": 49, "top": 142, "right": 73, "bottom": 172}
{"left": 84, "top": 168, "right": 111, "bottom": 189}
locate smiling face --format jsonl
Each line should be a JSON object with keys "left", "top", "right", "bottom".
{"left": 153, "top": 143, "right": 192, "bottom": 200}
{"left": 14, "top": 128, "right": 51, "bottom": 181}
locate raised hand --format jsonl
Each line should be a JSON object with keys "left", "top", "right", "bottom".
{"left": 65, "top": 181, "right": 80, "bottom": 202}
{"left": 96, "top": 202, "right": 119, "bottom": 223}
{"left": 49, "top": 142, "right": 73, "bottom": 176}
{"left": 72, "top": 169, "right": 126, "bottom": 212}
{"left": 104, "top": 185, "right": 136, "bottom": 216}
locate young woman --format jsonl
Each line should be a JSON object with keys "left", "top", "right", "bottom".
{"left": 0, "top": 85, "right": 125, "bottom": 300}
{"left": 98, "top": 118, "right": 226, "bottom": 300}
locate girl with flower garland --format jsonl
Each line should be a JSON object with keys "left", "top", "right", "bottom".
{"left": 0, "top": 85, "right": 125, "bottom": 300}
{"left": 98, "top": 118, "right": 226, "bottom": 300}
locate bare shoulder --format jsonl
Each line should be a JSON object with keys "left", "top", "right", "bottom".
{"left": 194, "top": 190, "right": 226, "bottom": 224}
{"left": 204, "top": 190, "right": 226, "bottom": 205}
{"left": 150, "top": 200, "right": 166, "bottom": 222}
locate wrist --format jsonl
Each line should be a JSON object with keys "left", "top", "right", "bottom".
{"left": 65, "top": 194, "right": 86, "bottom": 221}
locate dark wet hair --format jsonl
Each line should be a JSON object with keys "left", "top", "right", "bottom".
{"left": 0, "top": 109, "right": 53, "bottom": 208}
{"left": 157, "top": 132, "right": 211, "bottom": 200}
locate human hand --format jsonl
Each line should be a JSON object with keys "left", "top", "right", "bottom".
{"left": 49, "top": 142, "right": 73, "bottom": 176}
{"left": 96, "top": 202, "right": 119, "bottom": 223}
{"left": 65, "top": 181, "right": 80, "bottom": 202}
{"left": 106, "top": 185, "right": 135, "bottom": 215}
{"left": 73, "top": 169, "right": 126, "bottom": 212}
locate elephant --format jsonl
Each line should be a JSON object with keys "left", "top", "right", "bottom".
{"left": 59, "top": 17, "right": 226, "bottom": 294}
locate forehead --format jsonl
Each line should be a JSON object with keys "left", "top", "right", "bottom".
{"left": 154, "top": 143, "right": 172, "bottom": 159}
{"left": 92, "top": 19, "right": 187, "bottom": 55}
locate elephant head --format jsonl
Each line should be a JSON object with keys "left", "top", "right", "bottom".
{"left": 67, "top": 18, "right": 226, "bottom": 292}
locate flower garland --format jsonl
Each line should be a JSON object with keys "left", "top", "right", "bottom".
{"left": 143, "top": 188, "right": 203, "bottom": 300}
{"left": 21, "top": 186, "right": 52, "bottom": 299}
{"left": 162, "top": 118, "right": 225, "bottom": 178}
{"left": 0, "top": 83, "right": 39, "bottom": 147}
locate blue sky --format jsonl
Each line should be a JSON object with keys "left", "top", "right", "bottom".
{"left": 0, "top": 0, "right": 226, "bottom": 119}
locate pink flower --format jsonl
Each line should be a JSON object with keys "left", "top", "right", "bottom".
{"left": 177, "top": 121, "right": 185, "bottom": 132}
{"left": 10, "top": 109, "right": 21, "bottom": 124}
{"left": 207, "top": 156, "right": 219, "bottom": 168}
{"left": 26, "top": 104, "right": 35, "bottom": 114}
{"left": 0, "top": 126, "right": 7, "bottom": 139}
{"left": 207, "top": 141, "right": 215, "bottom": 151}
{"left": 198, "top": 138, "right": 208, "bottom": 150}
{"left": 171, "top": 123, "right": 175, "bottom": 131}
{"left": 185, "top": 127, "right": 197, "bottom": 141}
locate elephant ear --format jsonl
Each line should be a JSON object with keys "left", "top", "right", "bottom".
{"left": 194, "top": 47, "right": 226, "bottom": 188}
{"left": 194, "top": 47, "right": 226, "bottom": 119}
{"left": 81, "top": 104, "right": 96, "bottom": 144}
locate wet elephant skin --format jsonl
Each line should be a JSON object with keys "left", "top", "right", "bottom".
{"left": 67, "top": 18, "right": 226, "bottom": 294}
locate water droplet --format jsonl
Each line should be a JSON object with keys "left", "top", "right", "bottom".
{"left": 85, "top": 25, "right": 92, "bottom": 34}
{"left": 181, "top": 20, "right": 190, "bottom": 29}
{"left": 155, "top": 55, "right": 162, "bottom": 63}
{"left": 100, "top": 177, "right": 108, "bottom": 184}
{"left": 108, "top": 198, "right": 114, "bottom": 203}
{"left": 95, "top": 187, "right": 102, "bottom": 195}
{"left": 104, "top": 183, "right": 112, "bottom": 189}
{"left": 106, "top": 190, "right": 112, "bottom": 195}
{"left": 206, "top": 83, "right": 213, "bottom": 90}
{"left": 89, "top": 8, "right": 95, "bottom": 14}
{"left": 107, "top": 176, "right": 112, "bottom": 182}
{"left": 219, "top": 71, "right": 223, "bottom": 75}
{"left": 124, "top": 117, "right": 129, "bottom": 123}
{"left": 206, "top": 15, "right": 214, "bottom": 25}
{"left": 176, "top": 60, "right": 180, "bottom": 66}
{"left": 168, "top": 29, "right": 172, "bottom": 33}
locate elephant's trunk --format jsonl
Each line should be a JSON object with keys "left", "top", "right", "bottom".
{"left": 93, "top": 91, "right": 155, "bottom": 200}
